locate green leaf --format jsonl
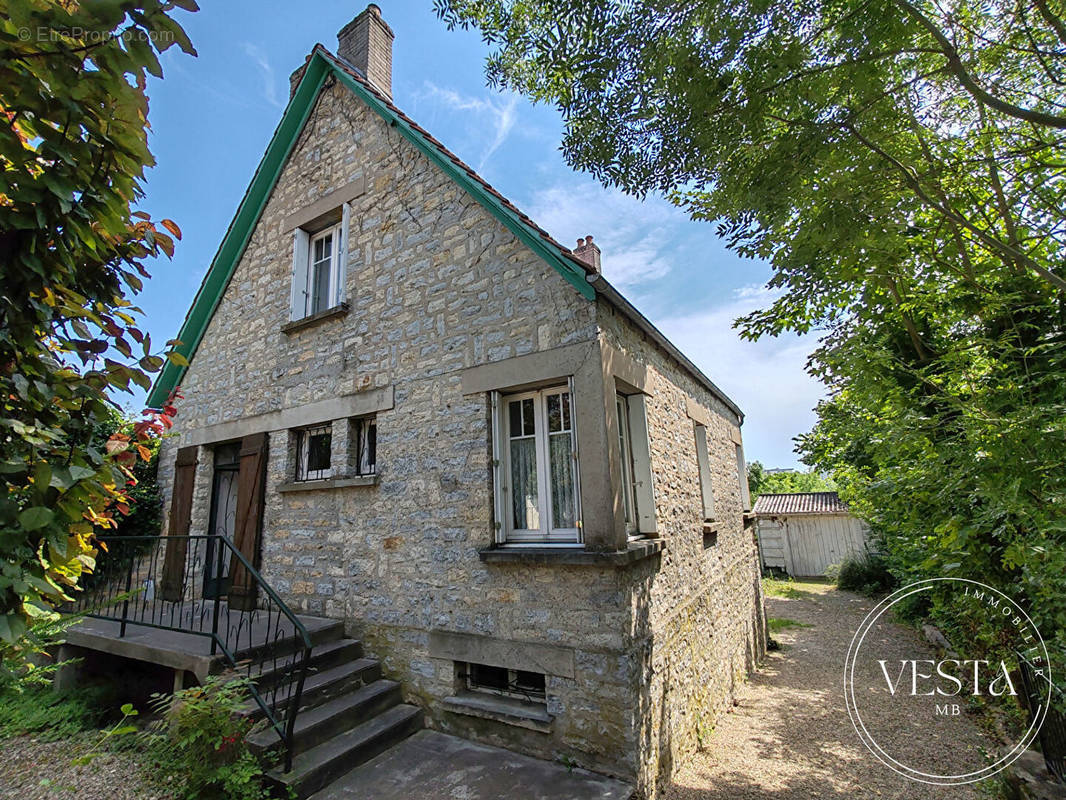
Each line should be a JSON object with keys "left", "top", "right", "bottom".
{"left": 19, "top": 507, "right": 54, "bottom": 531}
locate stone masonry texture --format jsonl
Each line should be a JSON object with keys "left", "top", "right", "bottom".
{"left": 157, "top": 76, "right": 765, "bottom": 797}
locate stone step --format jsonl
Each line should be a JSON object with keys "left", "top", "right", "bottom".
{"left": 247, "top": 679, "right": 403, "bottom": 758}
{"left": 268, "top": 703, "right": 423, "bottom": 799}
{"left": 239, "top": 658, "right": 382, "bottom": 719}
{"left": 250, "top": 638, "right": 364, "bottom": 693}
{"left": 233, "top": 618, "right": 346, "bottom": 664}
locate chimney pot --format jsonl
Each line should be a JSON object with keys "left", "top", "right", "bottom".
{"left": 573, "top": 234, "right": 602, "bottom": 274}
{"left": 337, "top": 4, "right": 395, "bottom": 100}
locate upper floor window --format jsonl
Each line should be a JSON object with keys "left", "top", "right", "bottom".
{"left": 290, "top": 202, "right": 350, "bottom": 321}
{"left": 493, "top": 386, "right": 580, "bottom": 544}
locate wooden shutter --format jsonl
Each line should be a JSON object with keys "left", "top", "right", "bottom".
{"left": 336, "top": 202, "right": 351, "bottom": 307}
{"left": 160, "top": 446, "right": 198, "bottom": 601}
{"left": 228, "top": 432, "right": 269, "bottom": 610}
{"left": 290, "top": 228, "right": 310, "bottom": 320}
{"left": 695, "top": 424, "right": 716, "bottom": 521}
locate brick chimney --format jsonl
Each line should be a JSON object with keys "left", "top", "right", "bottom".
{"left": 572, "top": 235, "right": 601, "bottom": 274}
{"left": 337, "top": 4, "right": 395, "bottom": 100}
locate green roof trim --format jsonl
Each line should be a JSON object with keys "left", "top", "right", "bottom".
{"left": 147, "top": 49, "right": 593, "bottom": 408}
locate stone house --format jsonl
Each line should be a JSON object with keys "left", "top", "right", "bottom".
{"left": 150, "top": 6, "right": 766, "bottom": 796}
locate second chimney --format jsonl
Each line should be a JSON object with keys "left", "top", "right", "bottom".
{"left": 573, "top": 235, "right": 601, "bottom": 274}
{"left": 337, "top": 4, "right": 395, "bottom": 100}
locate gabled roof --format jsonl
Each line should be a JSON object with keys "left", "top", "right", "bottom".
{"left": 752, "top": 492, "right": 849, "bottom": 516}
{"left": 148, "top": 46, "right": 742, "bottom": 421}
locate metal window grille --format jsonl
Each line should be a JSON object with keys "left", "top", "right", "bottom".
{"left": 464, "top": 662, "right": 546, "bottom": 704}
{"left": 296, "top": 424, "right": 332, "bottom": 481}
{"left": 353, "top": 417, "right": 376, "bottom": 476}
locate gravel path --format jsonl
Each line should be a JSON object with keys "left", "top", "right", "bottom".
{"left": 0, "top": 732, "right": 172, "bottom": 800}
{"left": 662, "top": 581, "right": 996, "bottom": 800}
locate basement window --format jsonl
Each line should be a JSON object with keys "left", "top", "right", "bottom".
{"left": 295, "top": 424, "right": 332, "bottom": 481}
{"left": 465, "top": 662, "right": 546, "bottom": 704}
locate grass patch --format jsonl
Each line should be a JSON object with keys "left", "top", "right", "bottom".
{"left": 0, "top": 685, "right": 115, "bottom": 741}
{"left": 768, "top": 617, "right": 813, "bottom": 632}
{"left": 762, "top": 577, "right": 813, "bottom": 599}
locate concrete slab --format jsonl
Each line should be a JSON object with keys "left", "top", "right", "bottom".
{"left": 64, "top": 603, "right": 339, "bottom": 681}
{"left": 308, "top": 730, "right": 634, "bottom": 800}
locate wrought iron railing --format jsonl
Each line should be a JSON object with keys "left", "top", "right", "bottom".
{"left": 1018, "top": 651, "right": 1066, "bottom": 783}
{"left": 67, "top": 534, "right": 312, "bottom": 772}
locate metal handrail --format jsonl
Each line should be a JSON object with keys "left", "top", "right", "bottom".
{"left": 70, "top": 533, "right": 312, "bottom": 773}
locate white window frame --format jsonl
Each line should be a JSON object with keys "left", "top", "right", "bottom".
{"left": 289, "top": 202, "right": 350, "bottom": 321}
{"left": 492, "top": 385, "right": 582, "bottom": 546}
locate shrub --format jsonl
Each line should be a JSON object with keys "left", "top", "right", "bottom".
{"left": 0, "top": 685, "right": 115, "bottom": 741}
{"left": 144, "top": 675, "right": 274, "bottom": 800}
{"left": 836, "top": 551, "right": 896, "bottom": 597}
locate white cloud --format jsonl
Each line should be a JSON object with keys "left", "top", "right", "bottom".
{"left": 524, "top": 182, "right": 679, "bottom": 288}
{"left": 653, "top": 285, "right": 825, "bottom": 469}
{"left": 417, "top": 83, "right": 519, "bottom": 171}
{"left": 241, "top": 42, "right": 282, "bottom": 109}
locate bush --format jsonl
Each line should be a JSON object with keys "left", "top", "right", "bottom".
{"left": 0, "top": 685, "right": 115, "bottom": 741}
{"left": 836, "top": 551, "right": 896, "bottom": 597}
{"left": 144, "top": 675, "right": 274, "bottom": 800}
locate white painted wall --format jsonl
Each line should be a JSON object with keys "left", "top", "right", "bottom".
{"left": 756, "top": 513, "right": 870, "bottom": 576}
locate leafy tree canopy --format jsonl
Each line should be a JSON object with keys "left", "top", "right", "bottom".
{"left": 747, "top": 462, "right": 836, "bottom": 501}
{"left": 0, "top": 0, "right": 197, "bottom": 642}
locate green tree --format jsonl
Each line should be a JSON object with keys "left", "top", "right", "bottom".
{"left": 0, "top": 1, "right": 196, "bottom": 643}
{"left": 747, "top": 461, "right": 836, "bottom": 501}
{"left": 436, "top": 0, "right": 1066, "bottom": 669}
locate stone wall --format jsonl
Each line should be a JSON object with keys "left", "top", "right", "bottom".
{"left": 597, "top": 301, "right": 767, "bottom": 796}
{"left": 158, "top": 79, "right": 637, "bottom": 778}
{"left": 158, "top": 75, "right": 765, "bottom": 797}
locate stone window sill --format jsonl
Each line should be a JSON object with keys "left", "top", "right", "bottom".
{"left": 478, "top": 538, "right": 664, "bottom": 567}
{"left": 442, "top": 691, "right": 553, "bottom": 733}
{"left": 277, "top": 474, "right": 378, "bottom": 492}
{"left": 281, "top": 302, "right": 349, "bottom": 334}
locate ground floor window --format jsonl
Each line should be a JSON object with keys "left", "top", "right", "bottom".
{"left": 465, "top": 662, "right": 546, "bottom": 704}
{"left": 494, "top": 385, "right": 580, "bottom": 544}
{"left": 295, "top": 423, "right": 332, "bottom": 481}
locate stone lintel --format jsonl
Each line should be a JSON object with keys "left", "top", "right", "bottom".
{"left": 181, "top": 386, "right": 394, "bottom": 448}
{"left": 282, "top": 176, "right": 367, "bottom": 232}
{"left": 428, "top": 630, "right": 576, "bottom": 679}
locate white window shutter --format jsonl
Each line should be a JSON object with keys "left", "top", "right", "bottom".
{"left": 490, "top": 391, "right": 506, "bottom": 543}
{"left": 290, "top": 228, "right": 310, "bottom": 320}
{"left": 336, "top": 202, "right": 351, "bottom": 306}
{"left": 626, "top": 394, "right": 656, "bottom": 533}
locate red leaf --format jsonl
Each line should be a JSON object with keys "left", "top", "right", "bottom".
{"left": 161, "top": 219, "right": 182, "bottom": 240}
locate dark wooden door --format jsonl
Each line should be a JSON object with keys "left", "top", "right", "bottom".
{"left": 228, "top": 432, "right": 268, "bottom": 610}
{"left": 160, "top": 446, "right": 198, "bottom": 602}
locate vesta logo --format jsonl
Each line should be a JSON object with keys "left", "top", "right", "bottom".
{"left": 844, "top": 578, "right": 1052, "bottom": 785}
{"left": 878, "top": 659, "right": 1017, "bottom": 697}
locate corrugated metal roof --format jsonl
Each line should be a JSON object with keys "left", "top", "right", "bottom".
{"left": 752, "top": 492, "right": 849, "bottom": 516}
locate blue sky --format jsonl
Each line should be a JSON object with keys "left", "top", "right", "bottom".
{"left": 134, "top": 0, "right": 822, "bottom": 468}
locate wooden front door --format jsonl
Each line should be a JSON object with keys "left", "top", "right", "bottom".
{"left": 228, "top": 432, "right": 269, "bottom": 610}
